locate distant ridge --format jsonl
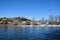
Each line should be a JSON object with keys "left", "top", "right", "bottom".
{"left": 0, "top": 17, "right": 31, "bottom": 21}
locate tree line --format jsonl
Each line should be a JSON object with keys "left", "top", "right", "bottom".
{"left": 40, "top": 15, "right": 60, "bottom": 25}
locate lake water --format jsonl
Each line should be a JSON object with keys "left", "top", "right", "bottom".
{"left": 0, "top": 26, "right": 60, "bottom": 40}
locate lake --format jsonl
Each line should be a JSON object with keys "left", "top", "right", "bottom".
{"left": 0, "top": 26, "right": 60, "bottom": 40}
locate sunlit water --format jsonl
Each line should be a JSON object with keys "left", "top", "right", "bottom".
{"left": 0, "top": 26, "right": 60, "bottom": 40}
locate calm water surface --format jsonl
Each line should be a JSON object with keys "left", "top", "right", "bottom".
{"left": 0, "top": 26, "right": 60, "bottom": 40}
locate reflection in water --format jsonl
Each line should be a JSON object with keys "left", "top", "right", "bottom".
{"left": 0, "top": 26, "right": 60, "bottom": 40}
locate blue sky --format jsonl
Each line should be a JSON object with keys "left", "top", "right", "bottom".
{"left": 0, "top": 0, "right": 60, "bottom": 20}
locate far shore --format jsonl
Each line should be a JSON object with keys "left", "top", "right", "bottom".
{"left": 0, "top": 24, "right": 60, "bottom": 27}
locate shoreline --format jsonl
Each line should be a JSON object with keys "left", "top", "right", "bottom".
{"left": 0, "top": 24, "right": 60, "bottom": 27}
